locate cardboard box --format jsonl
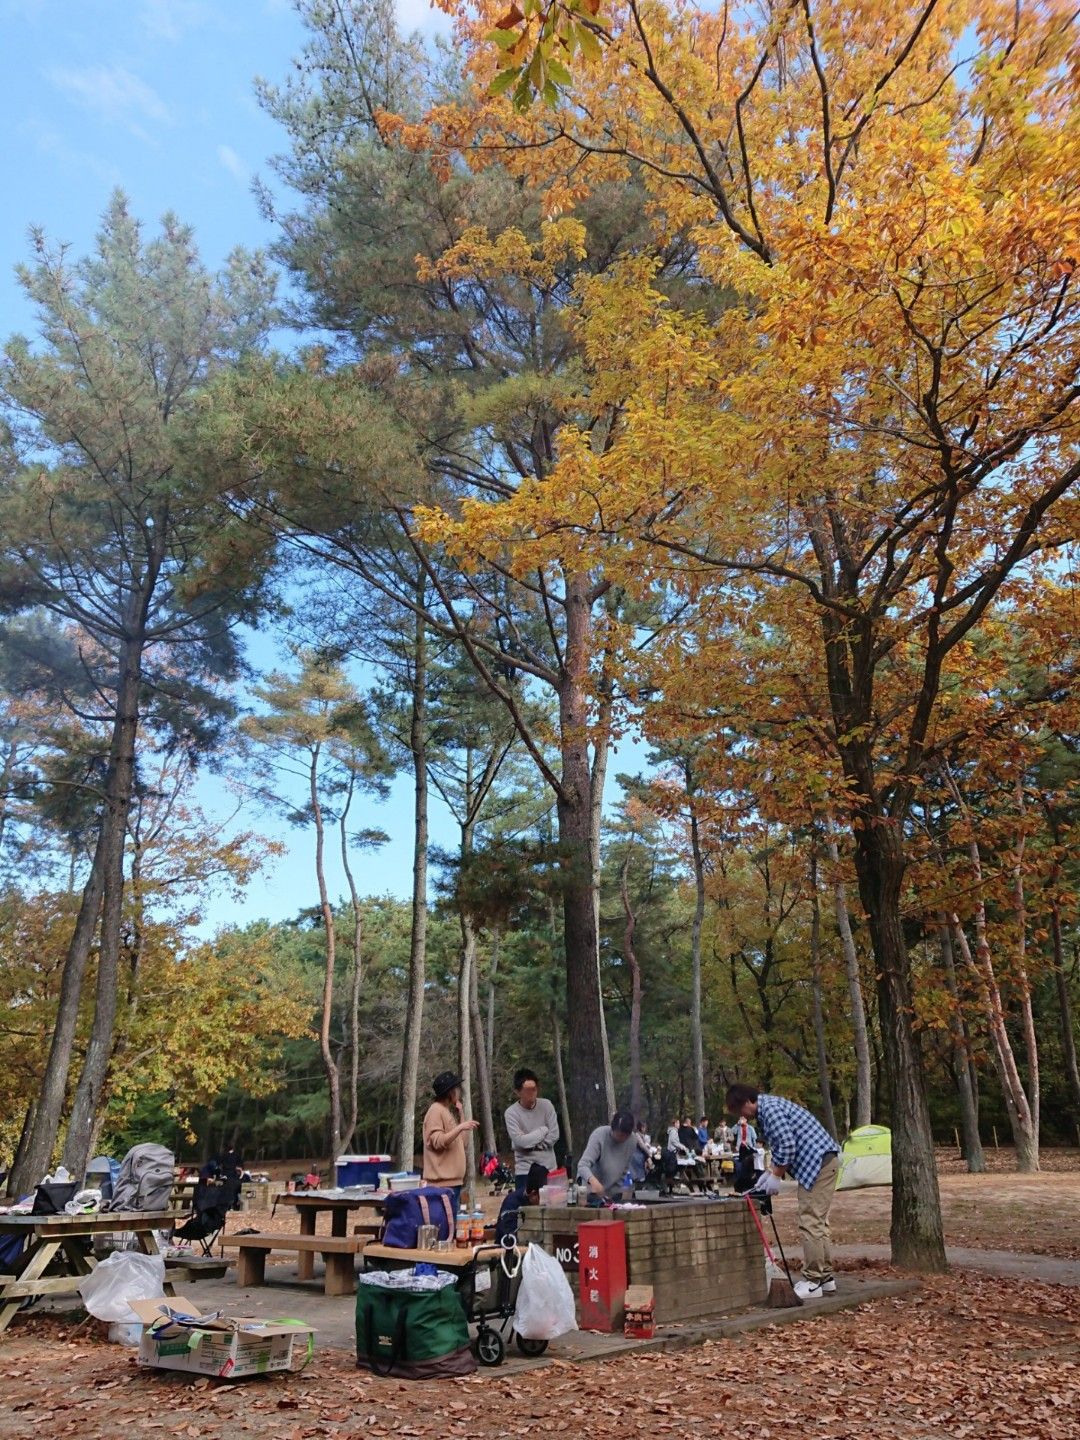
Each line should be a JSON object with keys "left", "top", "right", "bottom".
{"left": 127, "top": 1296, "right": 315, "bottom": 1379}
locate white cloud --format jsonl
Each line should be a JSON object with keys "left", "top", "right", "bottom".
{"left": 46, "top": 64, "right": 172, "bottom": 141}
{"left": 395, "top": 0, "right": 452, "bottom": 35}
{"left": 218, "top": 143, "right": 249, "bottom": 184}
{"left": 19, "top": 117, "right": 122, "bottom": 186}
{"left": 139, "top": 0, "right": 211, "bottom": 41}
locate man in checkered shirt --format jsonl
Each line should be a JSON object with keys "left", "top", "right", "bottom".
{"left": 726, "top": 1083, "right": 841, "bottom": 1300}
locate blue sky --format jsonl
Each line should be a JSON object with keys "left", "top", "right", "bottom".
{"left": 3, "top": 0, "right": 648, "bottom": 933}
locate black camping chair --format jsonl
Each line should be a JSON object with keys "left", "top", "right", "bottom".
{"left": 172, "top": 1178, "right": 228, "bottom": 1257}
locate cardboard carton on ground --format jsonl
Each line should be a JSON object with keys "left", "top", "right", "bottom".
{"left": 127, "top": 1296, "right": 315, "bottom": 1379}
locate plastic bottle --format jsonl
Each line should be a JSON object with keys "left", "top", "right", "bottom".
{"left": 470, "top": 1209, "right": 485, "bottom": 1244}
{"left": 455, "top": 1213, "right": 470, "bottom": 1249}
{"left": 567, "top": 1179, "right": 578, "bottom": 1206}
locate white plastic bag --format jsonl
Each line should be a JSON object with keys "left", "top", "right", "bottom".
{"left": 78, "top": 1248, "right": 166, "bottom": 1323}
{"left": 514, "top": 1242, "right": 578, "bottom": 1340}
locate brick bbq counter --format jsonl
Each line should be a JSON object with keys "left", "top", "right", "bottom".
{"left": 517, "top": 1197, "right": 767, "bottom": 1325}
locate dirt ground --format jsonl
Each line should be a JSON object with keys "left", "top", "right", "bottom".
{"left": 776, "top": 1166, "right": 1080, "bottom": 1262}
{"left": 1, "top": 1268, "right": 1076, "bottom": 1439}
{"left": 218, "top": 1151, "right": 1080, "bottom": 1265}
{"left": 2, "top": 1153, "right": 1078, "bottom": 1437}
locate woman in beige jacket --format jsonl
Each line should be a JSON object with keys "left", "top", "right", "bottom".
{"left": 422, "top": 1070, "right": 478, "bottom": 1215}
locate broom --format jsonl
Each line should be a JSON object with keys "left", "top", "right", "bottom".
{"left": 745, "top": 1193, "right": 802, "bottom": 1308}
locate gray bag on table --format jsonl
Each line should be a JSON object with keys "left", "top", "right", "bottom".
{"left": 103, "top": 1143, "right": 174, "bottom": 1213}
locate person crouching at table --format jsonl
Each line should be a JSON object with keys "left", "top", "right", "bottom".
{"left": 495, "top": 1162, "right": 549, "bottom": 1243}
{"left": 577, "top": 1110, "right": 638, "bottom": 1206}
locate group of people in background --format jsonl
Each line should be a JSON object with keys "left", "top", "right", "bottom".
{"left": 421, "top": 1062, "right": 842, "bottom": 1302}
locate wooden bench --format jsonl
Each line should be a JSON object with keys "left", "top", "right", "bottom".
{"left": 352, "top": 1221, "right": 384, "bottom": 1240}
{"left": 221, "top": 1233, "right": 362, "bottom": 1296}
{"left": 164, "top": 1255, "right": 230, "bottom": 1282}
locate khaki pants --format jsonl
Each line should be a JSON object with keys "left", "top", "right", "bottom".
{"left": 797, "top": 1153, "right": 838, "bottom": 1283}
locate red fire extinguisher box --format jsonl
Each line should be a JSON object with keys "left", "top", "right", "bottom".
{"left": 577, "top": 1220, "right": 627, "bottom": 1332}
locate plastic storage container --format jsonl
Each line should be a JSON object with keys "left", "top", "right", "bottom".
{"left": 335, "top": 1154, "right": 395, "bottom": 1188}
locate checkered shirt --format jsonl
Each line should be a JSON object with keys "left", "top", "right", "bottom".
{"left": 756, "top": 1094, "right": 840, "bottom": 1190}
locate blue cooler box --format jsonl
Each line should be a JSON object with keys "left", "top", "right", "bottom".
{"left": 336, "top": 1154, "right": 395, "bottom": 1188}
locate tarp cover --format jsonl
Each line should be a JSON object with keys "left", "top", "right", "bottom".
{"left": 836, "top": 1125, "right": 892, "bottom": 1190}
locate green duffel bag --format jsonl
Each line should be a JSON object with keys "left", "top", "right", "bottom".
{"left": 355, "top": 1277, "right": 477, "bottom": 1379}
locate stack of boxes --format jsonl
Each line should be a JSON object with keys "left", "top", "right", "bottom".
{"left": 623, "top": 1284, "right": 656, "bottom": 1338}
{"left": 517, "top": 1199, "right": 766, "bottom": 1325}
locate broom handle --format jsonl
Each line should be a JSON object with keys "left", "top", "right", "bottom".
{"left": 744, "top": 1194, "right": 778, "bottom": 1265}
{"left": 767, "top": 1208, "right": 798, "bottom": 1288}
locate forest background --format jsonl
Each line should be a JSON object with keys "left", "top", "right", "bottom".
{"left": 2, "top": 0, "right": 1080, "bottom": 1274}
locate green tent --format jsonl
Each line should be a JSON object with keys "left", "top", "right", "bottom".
{"left": 836, "top": 1124, "right": 892, "bottom": 1190}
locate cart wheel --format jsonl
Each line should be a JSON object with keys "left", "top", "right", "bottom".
{"left": 475, "top": 1327, "right": 505, "bottom": 1367}
{"left": 515, "top": 1334, "right": 549, "bottom": 1357}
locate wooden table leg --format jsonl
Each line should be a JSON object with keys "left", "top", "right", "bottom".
{"left": 331, "top": 1209, "right": 347, "bottom": 1238}
{"left": 59, "top": 1238, "right": 96, "bottom": 1276}
{"left": 237, "top": 1248, "right": 267, "bottom": 1288}
{"left": 323, "top": 1251, "right": 353, "bottom": 1296}
{"left": 0, "top": 1237, "right": 64, "bottom": 1333}
{"left": 298, "top": 1210, "right": 315, "bottom": 1280}
{"left": 134, "top": 1225, "right": 166, "bottom": 1257}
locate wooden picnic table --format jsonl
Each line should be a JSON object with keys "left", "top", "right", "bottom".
{"left": 272, "top": 1192, "right": 384, "bottom": 1279}
{"left": 0, "top": 1210, "right": 177, "bottom": 1333}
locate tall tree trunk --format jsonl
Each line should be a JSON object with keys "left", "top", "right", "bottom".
{"left": 936, "top": 919, "right": 985, "bottom": 1173}
{"left": 339, "top": 790, "right": 363, "bottom": 1154}
{"left": 10, "top": 1100, "right": 36, "bottom": 1192}
{"left": 687, "top": 767, "right": 706, "bottom": 1121}
{"left": 62, "top": 640, "right": 146, "bottom": 1177}
{"left": 943, "top": 773, "right": 1039, "bottom": 1173}
{"left": 1051, "top": 904, "right": 1080, "bottom": 1133}
{"left": 826, "top": 833, "right": 872, "bottom": 1128}
{"left": 458, "top": 908, "right": 479, "bottom": 1197}
{"left": 1011, "top": 781, "right": 1040, "bottom": 1171}
{"left": 485, "top": 930, "right": 499, "bottom": 1087}
{"left": 620, "top": 852, "right": 643, "bottom": 1120}
{"left": 8, "top": 838, "right": 105, "bottom": 1194}
{"left": 310, "top": 742, "right": 342, "bottom": 1166}
{"left": 470, "top": 930, "right": 497, "bottom": 1157}
{"left": 589, "top": 704, "right": 616, "bottom": 1112}
{"left": 809, "top": 855, "right": 837, "bottom": 1138}
{"left": 551, "top": 1001, "right": 573, "bottom": 1160}
{"left": 852, "top": 820, "right": 947, "bottom": 1271}
{"left": 560, "top": 574, "right": 609, "bottom": 1141}
{"left": 396, "top": 601, "right": 428, "bottom": 1171}
{"left": 457, "top": 755, "right": 479, "bottom": 1198}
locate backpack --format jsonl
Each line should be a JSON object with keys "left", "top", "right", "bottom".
{"left": 380, "top": 1187, "right": 456, "bottom": 1248}
{"left": 355, "top": 1276, "right": 475, "bottom": 1378}
{"left": 103, "top": 1143, "right": 175, "bottom": 1212}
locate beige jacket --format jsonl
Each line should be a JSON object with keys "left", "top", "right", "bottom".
{"left": 422, "top": 1101, "right": 466, "bottom": 1186}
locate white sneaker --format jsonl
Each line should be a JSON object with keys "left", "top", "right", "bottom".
{"left": 794, "top": 1278, "right": 837, "bottom": 1300}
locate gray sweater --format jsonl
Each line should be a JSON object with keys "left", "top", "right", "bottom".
{"left": 577, "top": 1125, "right": 638, "bottom": 1194}
{"left": 504, "top": 1097, "right": 560, "bottom": 1175}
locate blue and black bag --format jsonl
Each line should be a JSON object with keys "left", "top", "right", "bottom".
{"left": 380, "top": 1187, "right": 456, "bottom": 1248}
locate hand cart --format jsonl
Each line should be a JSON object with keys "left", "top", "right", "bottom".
{"left": 361, "top": 1239, "right": 549, "bottom": 1367}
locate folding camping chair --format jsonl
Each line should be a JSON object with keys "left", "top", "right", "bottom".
{"left": 171, "top": 1178, "right": 228, "bottom": 1257}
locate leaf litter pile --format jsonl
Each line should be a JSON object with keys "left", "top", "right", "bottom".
{"left": 1, "top": 1269, "right": 1076, "bottom": 1440}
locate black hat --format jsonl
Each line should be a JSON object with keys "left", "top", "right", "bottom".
{"left": 524, "top": 1162, "right": 549, "bottom": 1193}
{"left": 432, "top": 1070, "right": 462, "bottom": 1098}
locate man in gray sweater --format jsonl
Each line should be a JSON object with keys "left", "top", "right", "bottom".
{"left": 577, "top": 1110, "right": 638, "bottom": 1205}
{"left": 504, "top": 1068, "right": 560, "bottom": 1192}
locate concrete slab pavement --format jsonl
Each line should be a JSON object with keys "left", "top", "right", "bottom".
{"left": 164, "top": 1265, "right": 918, "bottom": 1373}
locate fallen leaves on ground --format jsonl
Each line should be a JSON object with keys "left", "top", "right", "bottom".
{"left": 1, "top": 1268, "right": 1077, "bottom": 1439}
